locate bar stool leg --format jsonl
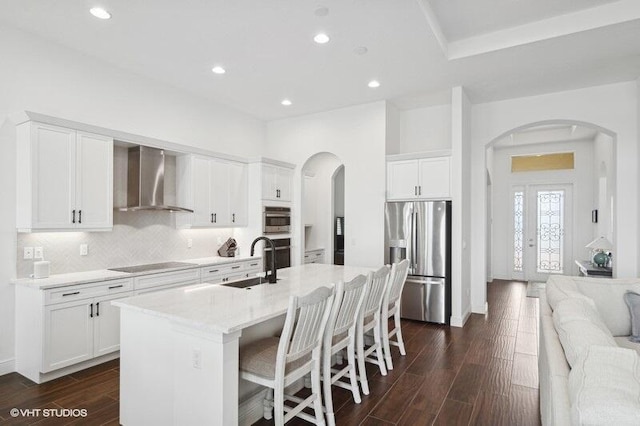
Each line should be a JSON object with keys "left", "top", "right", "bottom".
{"left": 311, "top": 363, "right": 326, "bottom": 426}
{"left": 347, "top": 341, "right": 361, "bottom": 404}
{"left": 395, "top": 310, "right": 406, "bottom": 356}
{"left": 382, "top": 316, "right": 393, "bottom": 370}
{"left": 356, "top": 322, "right": 370, "bottom": 395}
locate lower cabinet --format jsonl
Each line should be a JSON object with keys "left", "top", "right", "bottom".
{"left": 43, "top": 292, "right": 129, "bottom": 372}
{"left": 304, "top": 249, "right": 325, "bottom": 264}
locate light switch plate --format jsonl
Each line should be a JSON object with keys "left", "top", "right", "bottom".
{"left": 80, "top": 244, "right": 88, "bottom": 256}
{"left": 34, "top": 247, "right": 44, "bottom": 260}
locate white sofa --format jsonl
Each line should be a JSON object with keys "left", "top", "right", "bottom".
{"left": 539, "top": 275, "right": 640, "bottom": 425}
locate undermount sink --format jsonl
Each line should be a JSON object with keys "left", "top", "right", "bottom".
{"left": 224, "top": 276, "right": 276, "bottom": 289}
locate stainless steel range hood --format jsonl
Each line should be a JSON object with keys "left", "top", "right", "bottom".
{"left": 119, "top": 146, "right": 193, "bottom": 213}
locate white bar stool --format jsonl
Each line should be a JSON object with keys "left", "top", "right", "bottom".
{"left": 356, "top": 265, "right": 390, "bottom": 395}
{"left": 240, "top": 286, "right": 335, "bottom": 425}
{"left": 381, "top": 259, "right": 410, "bottom": 370}
{"left": 321, "top": 274, "right": 368, "bottom": 426}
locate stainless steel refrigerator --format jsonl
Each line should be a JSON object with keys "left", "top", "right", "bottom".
{"left": 384, "top": 201, "right": 451, "bottom": 324}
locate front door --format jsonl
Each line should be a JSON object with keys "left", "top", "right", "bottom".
{"left": 511, "top": 184, "right": 573, "bottom": 282}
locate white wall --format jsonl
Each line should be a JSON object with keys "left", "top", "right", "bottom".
{"left": 593, "top": 132, "right": 615, "bottom": 242}
{"left": 470, "top": 82, "right": 638, "bottom": 315}
{"left": 334, "top": 166, "right": 345, "bottom": 217}
{"left": 0, "top": 26, "right": 265, "bottom": 374}
{"left": 491, "top": 140, "right": 595, "bottom": 279}
{"left": 451, "top": 88, "right": 473, "bottom": 325}
{"left": 398, "top": 104, "right": 452, "bottom": 153}
{"left": 266, "top": 102, "right": 387, "bottom": 268}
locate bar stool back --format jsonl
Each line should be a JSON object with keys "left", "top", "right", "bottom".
{"left": 322, "top": 274, "right": 368, "bottom": 426}
{"left": 356, "top": 265, "right": 390, "bottom": 395}
{"left": 240, "top": 286, "right": 335, "bottom": 425}
{"left": 381, "top": 259, "right": 410, "bottom": 370}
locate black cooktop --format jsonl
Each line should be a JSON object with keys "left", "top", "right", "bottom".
{"left": 108, "top": 261, "right": 197, "bottom": 274}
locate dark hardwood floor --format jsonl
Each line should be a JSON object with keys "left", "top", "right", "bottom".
{"left": 0, "top": 280, "right": 539, "bottom": 425}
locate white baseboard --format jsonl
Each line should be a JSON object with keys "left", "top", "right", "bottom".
{"left": 450, "top": 308, "right": 471, "bottom": 328}
{"left": 0, "top": 358, "right": 15, "bottom": 376}
{"left": 472, "top": 302, "right": 488, "bottom": 315}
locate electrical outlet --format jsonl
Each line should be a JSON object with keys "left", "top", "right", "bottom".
{"left": 193, "top": 349, "right": 202, "bottom": 369}
{"left": 34, "top": 247, "right": 44, "bottom": 260}
{"left": 80, "top": 244, "right": 88, "bottom": 256}
{"left": 187, "top": 238, "right": 193, "bottom": 249}
{"left": 23, "top": 247, "right": 33, "bottom": 260}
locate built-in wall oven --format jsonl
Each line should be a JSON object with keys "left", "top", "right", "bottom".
{"left": 264, "top": 238, "right": 291, "bottom": 271}
{"left": 263, "top": 206, "right": 291, "bottom": 234}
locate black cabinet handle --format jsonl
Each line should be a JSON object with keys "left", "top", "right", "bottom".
{"left": 90, "top": 303, "right": 93, "bottom": 318}
{"left": 232, "top": 213, "right": 235, "bottom": 223}
{"left": 72, "top": 210, "right": 76, "bottom": 224}
{"left": 209, "top": 269, "right": 219, "bottom": 273}
{"left": 414, "top": 186, "right": 417, "bottom": 196}
{"left": 211, "top": 213, "right": 214, "bottom": 223}
{"left": 96, "top": 302, "right": 100, "bottom": 317}
{"left": 213, "top": 213, "right": 217, "bottom": 223}
{"left": 232, "top": 266, "right": 240, "bottom": 270}
{"left": 108, "top": 284, "right": 123, "bottom": 290}
{"left": 250, "top": 263, "right": 258, "bottom": 267}
{"left": 418, "top": 186, "right": 421, "bottom": 196}
{"left": 62, "top": 291, "right": 79, "bottom": 297}
{"left": 79, "top": 210, "right": 82, "bottom": 224}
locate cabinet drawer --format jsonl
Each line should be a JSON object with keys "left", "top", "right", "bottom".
{"left": 134, "top": 269, "right": 201, "bottom": 290}
{"left": 200, "top": 260, "right": 262, "bottom": 282}
{"left": 45, "top": 278, "right": 133, "bottom": 305}
{"left": 135, "top": 280, "right": 200, "bottom": 295}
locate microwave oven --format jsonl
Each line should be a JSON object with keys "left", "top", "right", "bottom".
{"left": 263, "top": 206, "right": 291, "bottom": 234}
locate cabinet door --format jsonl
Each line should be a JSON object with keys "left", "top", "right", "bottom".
{"left": 43, "top": 300, "right": 93, "bottom": 372}
{"left": 418, "top": 157, "right": 451, "bottom": 199}
{"left": 75, "top": 132, "right": 113, "bottom": 229}
{"left": 277, "top": 167, "right": 293, "bottom": 201}
{"left": 387, "top": 160, "right": 419, "bottom": 200}
{"left": 191, "top": 157, "right": 213, "bottom": 226}
{"left": 211, "top": 159, "right": 230, "bottom": 225}
{"left": 262, "top": 164, "right": 278, "bottom": 201}
{"left": 93, "top": 294, "right": 128, "bottom": 357}
{"left": 228, "top": 162, "right": 247, "bottom": 226}
{"left": 31, "top": 124, "right": 76, "bottom": 229}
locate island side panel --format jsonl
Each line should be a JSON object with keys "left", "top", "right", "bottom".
{"left": 119, "top": 309, "right": 175, "bottom": 425}
{"left": 172, "top": 325, "right": 242, "bottom": 426}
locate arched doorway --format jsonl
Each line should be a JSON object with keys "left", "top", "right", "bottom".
{"left": 484, "top": 120, "right": 616, "bottom": 286}
{"left": 301, "top": 152, "right": 344, "bottom": 265}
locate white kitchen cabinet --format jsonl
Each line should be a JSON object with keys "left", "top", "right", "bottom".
{"left": 304, "top": 249, "right": 325, "bottom": 264}
{"left": 43, "top": 299, "right": 94, "bottom": 372}
{"left": 386, "top": 156, "right": 451, "bottom": 200}
{"left": 176, "top": 155, "right": 247, "bottom": 228}
{"left": 40, "top": 277, "right": 133, "bottom": 374}
{"left": 200, "top": 258, "right": 263, "bottom": 284}
{"left": 262, "top": 164, "right": 293, "bottom": 202}
{"left": 16, "top": 122, "right": 113, "bottom": 232}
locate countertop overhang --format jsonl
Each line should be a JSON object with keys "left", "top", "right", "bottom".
{"left": 113, "top": 264, "right": 374, "bottom": 334}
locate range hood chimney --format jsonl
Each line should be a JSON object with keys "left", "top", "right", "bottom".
{"left": 119, "top": 146, "right": 193, "bottom": 213}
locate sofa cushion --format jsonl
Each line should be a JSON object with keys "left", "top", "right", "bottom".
{"left": 553, "top": 297, "right": 617, "bottom": 367}
{"left": 568, "top": 345, "right": 640, "bottom": 426}
{"left": 574, "top": 279, "right": 640, "bottom": 336}
{"left": 546, "top": 275, "right": 580, "bottom": 309}
{"left": 615, "top": 337, "right": 640, "bottom": 356}
{"left": 624, "top": 291, "right": 640, "bottom": 342}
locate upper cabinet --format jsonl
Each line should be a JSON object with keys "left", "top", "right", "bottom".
{"left": 16, "top": 122, "right": 113, "bottom": 232}
{"left": 387, "top": 156, "right": 451, "bottom": 201}
{"left": 262, "top": 164, "right": 293, "bottom": 202}
{"left": 176, "top": 155, "right": 248, "bottom": 228}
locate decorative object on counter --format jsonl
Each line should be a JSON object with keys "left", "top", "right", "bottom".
{"left": 33, "top": 261, "right": 50, "bottom": 279}
{"left": 217, "top": 238, "right": 237, "bottom": 257}
{"left": 585, "top": 236, "right": 613, "bottom": 267}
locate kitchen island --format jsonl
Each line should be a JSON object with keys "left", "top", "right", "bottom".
{"left": 113, "top": 263, "right": 374, "bottom": 426}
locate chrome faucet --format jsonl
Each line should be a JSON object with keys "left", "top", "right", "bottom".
{"left": 250, "top": 236, "right": 277, "bottom": 284}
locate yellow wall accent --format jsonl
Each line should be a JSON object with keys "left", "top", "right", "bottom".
{"left": 511, "top": 152, "right": 574, "bottom": 172}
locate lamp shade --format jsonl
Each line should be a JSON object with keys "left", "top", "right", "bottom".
{"left": 585, "top": 236, "right": 614, "bottom": 251}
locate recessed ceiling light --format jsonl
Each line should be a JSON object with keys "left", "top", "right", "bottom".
{"left": 368, "top": 80, "right": 381, "bottom": 88}
{"left": 211, "top": 66, "right": 226, "bottom": 75}
{"left": 353, "top": 46, "right": 368, "bottom": 56}
{"left": 313, "top": 33, "right": 330, "bottom": 44}
{"left": 89, "top": 7, "right": 111, "bottom": 20}
{"left": 281, "top": 99, "right": 292, "bottom": 106}
{"left": 314, "top": 6, "right": 329, "bottom": 17}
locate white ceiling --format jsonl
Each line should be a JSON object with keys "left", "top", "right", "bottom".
{"left": 1, "top": 0, "right": 639, "bottom": 120}
{"left": 429, "top": 0, "right": 620, "bottom": 41}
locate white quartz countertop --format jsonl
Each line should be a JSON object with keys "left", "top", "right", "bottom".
{"left": 113, "top": 264, "right": 374, "bottom": 334}
{"left": 11, "top": 255, "right": 258, "bottom": 290}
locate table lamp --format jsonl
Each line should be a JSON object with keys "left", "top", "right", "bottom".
{"left": 585, "top": 236, "right": 613, "bottom": 267}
